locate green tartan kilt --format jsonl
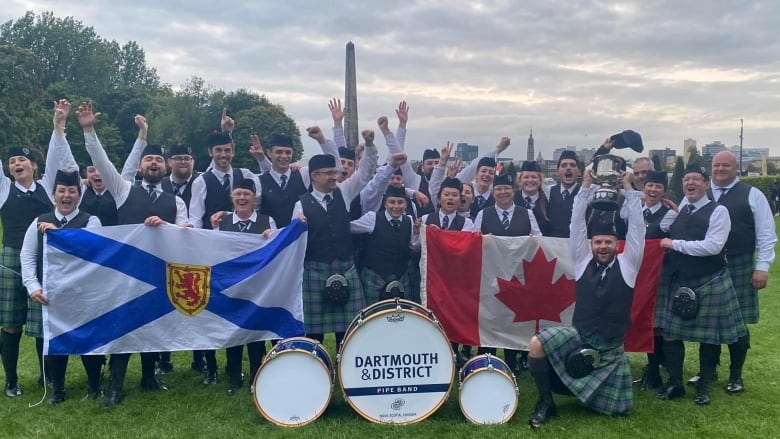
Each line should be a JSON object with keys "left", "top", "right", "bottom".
{"left": 0, "top": 246, "right": 27, "bottom": 328}
{"left": 653, "top": 260, "right": 674, "bottom": 331}
{"left": 727, "top": 252, "right": 759, "bottom": 324}
{"left": 664, "top": 270, "right": 747, "bottom": 345}
{"left": 538, "top": 326, "right": 633, "bottom": 416}
{"left": 360, "top": 266, "right": 413, "bottom": 305}
{"left": 303, "top": 259, "right": 365, "bottom": 334}
{"left": 26, "top": 298, "right": 43, "bottom": 338}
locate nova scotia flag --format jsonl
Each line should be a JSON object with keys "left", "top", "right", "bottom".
{"left": 42, "top": 220, "right": 307, "bottom": 355}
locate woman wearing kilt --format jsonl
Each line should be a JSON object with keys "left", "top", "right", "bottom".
{"left": 292, "top": 130, "right": 378, "bottom": 349}
{"left": 21, "top": 171, "right": 103, "bottom": 404}
{"left": 636, "top": 171, "right": 678, "bottom": 391}
{"left": 527, "top": 168, "right": 645, "bottom": 428}
{"left": 350, "top": 184, "right": 421, "bottom": 304}
{"left": 0, "top": 100, "right": 78, "bottom": 397}
{"left": 659, "top": 164, "right": 747, "bottom": 406}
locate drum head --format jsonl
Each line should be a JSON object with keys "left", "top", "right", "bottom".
{"left": 339, "top": 307, "right": 454, "bottom": 424}
{"left": 459, "top": 369, "right": 518, "bottom": 424}
{"left": 253, "top": 350, "right": 332, "bottom": 426}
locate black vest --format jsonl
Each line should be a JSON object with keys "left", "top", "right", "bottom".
{"left": 201, "top": 169, "right": 245, "bottom": 230}
{"left": 363, "top": 214, "right": 412, "bottom": 278}
{"left": 259, "top": 171, "right": 308, "bottom": 228}
{"left": 1, "top": 184, "right": 52, "bottom": 249}
{"left": 643, "top": 205, "right": 670, "bottom": 239}
{"left": 300, "top": 190, "right": 353, "bottom": 263}
{"left": 547, "top": 183, "right": 579, "bottom": 238}
{"left": 470, "top": 192, "right": 495, "bottom": 221}
{"left": 514, "top": 192, "right": 550, "bottom": 235}
{"left": 218, "top": 212, "right": 271, "bottom": 234}
{"left": 668, "top": 201, "right": 725, "bottom": 280}
{"left": 35, "top": 211, "right": 91, "bottom": 280}
{"left": 713, "top": 182, "right": 756, "bottom": 256}
{"left": 161, "top": 175, "right": 194, "bottom": 208}
{"left": 117, "top": 185, "right": 178, "bottom": 225}
{"left": 480, "top": 205, "right": 531, "bottom": 236}
{"left": 425, "top": 212, "right": 466, "bottom": 231}
{"left": 417, "top": 176, "right": 435, "bottom": 217}
{"left": 574, "top": 259, "right": 634, "bottom": 341}
{"left": 79, "top": 188, "right": 118, "bottom": 226}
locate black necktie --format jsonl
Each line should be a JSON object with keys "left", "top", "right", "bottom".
{"left": 60, "top": 216, "right": 68, "bottom": 227}
{"left": 643, "top": 208, "right": 651, "bottom": 218}
{"left": 280, "top": 174, "right": 288, "bottom": 190}
{"left": 238, "top": 220, "right": 251, "bottom": 232}
{"left": 147, "top": 184, "right": 157, "bottom": 202}
{"left": 501, "top": 211, "right": 510, "bottom": 229}
{"left": 391, "top": 219, "right": 401, "bottom": 230}
{"left": 26, "top": 190, "right": 34, "bottom": 197}
{"left": 222, "top": 174, "right": 230, "bottom": 192}
{"left": 172, "top": 181, "right": 186, "bottom": 195}
{"left": 524, "top": 196, "right": 533, "bottom": 209}
{"left": 475, "top": 195, "right": 485, "bottom": 209}
{"left": 562, "top": 190, "right": 570, "bottom": 201}
{"left": 687, "top": 204, "right": 696, "bottom": 215}
{"left": 718, "top": 187, "right": 728, "bottom": 198}
{"left": 597, "top": 263, "right": 609, "bottom": 283}
{"left": 442, "top": 215, "right": 449, "bottom": 230}
{"left": 323, "top": 194, "right": 332, "bottom": 211}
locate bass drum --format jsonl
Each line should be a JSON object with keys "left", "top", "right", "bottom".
{"left": 458, "top": 354, "right": 518, "bottom": 424}
{"left": 338, "top": 298, "right": 455, "bottom": 424}
{"left": 252, "top": 337, "right": 333, "bottom": 426}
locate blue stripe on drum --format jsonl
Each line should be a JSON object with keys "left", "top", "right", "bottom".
{"left": 344, "top": 383, "right": 451, "bottom": 396}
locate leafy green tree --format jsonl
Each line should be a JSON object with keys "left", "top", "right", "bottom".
{"left": 0, "top": 44, "right": 45, "bottom": 151}
{"left": 651, "top": 154, "right": 663, "bottom": 172}
{"left": 669, "top": 156, "right": 685, "bottom": 197}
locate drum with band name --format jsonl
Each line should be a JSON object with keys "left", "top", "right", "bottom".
{"left": 338, "top": 298, "right": 455, "bottom": 424}
{"left": 459, "top": 354, "right": 518, "bottom": 424}
{"left": 252, "top": 337, "right": 333, "bottom": 426}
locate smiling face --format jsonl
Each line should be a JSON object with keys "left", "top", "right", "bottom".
{"left": 632, "top": 158, "right": 651, "bottom": 188}
{"left": 422, "top": 158, "right": 439, "bottom": 175}
{"left": 459, "top": 183, "right": 474, "bottom": 212}
{"left": 8, "top": 156, "right": 37, "bottom": 185}
{"left": 54, "top": 184, "right": 80, "bottom": 216}
{"left": 683, "top": 172, "right": 709, "bottom": 203}
{"left": 389, "top": 174, "right": 403, "bottom": 188}
{"left": 711, "top": 151, "right": 738, "bottom": 188}
{"left": 139, "top": 155, "right": 166, "bottom": 184}
{"left": 476, "top": 166, "right": 495, "bottom": 189}
{"left": 493, "top": 184, "right": 514, "bottom": 209}
{"left": 439, "top": 187, "right": 461, "bottom": 215}
{"left": 231, "top": 187, "right": 256, "bottom": 218}
{"left": 208, "top": 143, "right": 234, "bottom": 172}
{"left": 518, "top": 171, "right": 542, "bottom": 195}
{"left": 85, "top": 165, "right": 105, "bottom": 191}
{"left": 339, "top": 158, "right": 355, "bottom": 182}
{"left": 384, "top": 196, "right": 407, "bottom": 218}
{"left": 167, "top": 154, "right": 194, "bottom": 179}
{"left": 269, "top": 146, "right": 293, "bottom": 173}
{"left": 591, "top": 234, "right": 618, "bottom": 265}
{"left": 311, "top": 168, "right": 339, "bottom": 192}
{"left": 556, "top": 159, "right": 580, "bottom": 187}
{"left": 643, "top": 181, "right": 666, "bottom": 207}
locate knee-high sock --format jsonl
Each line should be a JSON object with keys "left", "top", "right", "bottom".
{"left": 528, "top": 356, "right": 554, "bottom": 404}
{"left": 140, "top": 352, "right": 158, "bottom": 379}
{"left": 0, "top": 330, "right": 22, "bottom": 384}
{"left": 728, "top": 330, "right": 751, "bottom": 380}
{"left": 225, "top": 345, "right": 243, "bottom": 379}
{"left": 247, "top": 341, "right": 266, "bottom": 382}
{"left": 81, "top": 355, "right": 104, "bottom": 390}
{"left": 203, "top": 350, "right": 217, "bottom": 373}
{"left": 35, "top": 336, "right": 45, "bottom": 379}
{"left": 699, "top": 343, "right": 720, "bottom": 388}
{"left": 663, "top": 339, "right": 685, "bottom": 387}
{"left": 46, "top": 355, "right": 69, "bottom": 392}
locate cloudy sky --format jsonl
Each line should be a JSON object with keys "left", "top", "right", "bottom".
{"left": 3, "top": 1, "right": 779, "bottom": 161}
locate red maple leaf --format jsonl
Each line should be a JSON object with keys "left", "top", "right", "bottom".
{"left": 494, "top": 248, "right": 576, "bottom": 333}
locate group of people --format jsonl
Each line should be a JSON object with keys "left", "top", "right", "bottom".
{"left": 0, "top": 99, "right": 775, "bottom": 429}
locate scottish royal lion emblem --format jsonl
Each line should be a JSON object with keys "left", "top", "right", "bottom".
{"left": 166, "top": 263, "right": 211, "bottom": 316}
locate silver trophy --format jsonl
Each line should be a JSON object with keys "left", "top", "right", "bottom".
{"left": 590, "top": 154, "right": 626, "bottom": 211}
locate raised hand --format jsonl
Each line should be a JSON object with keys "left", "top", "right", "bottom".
{"left": 76, "top": 102, "right": 102, "bottom": 132}
{"left": 134, "top": 114, "right": 148, "bottom": 140}
{"left": 328, "top": 98, "right": 344, "bottom": 126}
{"left": 377, "top": 116, "right": 390, "bottom": 134}
{"left": 52, "top": 99, "right": 71, "bottom": 131}
{"left": 396, "top": 101, "right": 409, "bottom": 128}
{"left": 306, "top": 126, "right": 326, "bottom": 144}
{"left": 414, "top": 190, "right": 429, "bottom": 207}
{"left": 388, "top": 152, "right": 407, "bottom": 168}
{"left": 221, "top": 108, "right": 235, "bottom": 132}
{"left": 361, "top": 129, "right": 375, "bottom": 146}
{"left": 249, "top": 134, "right": 265, "bottom": 160}
{"left": 440, "top": 141, "right": 453, "bottom": 162}
{"left": 496, "top": 137, "right": 510, "bottom": 153}
{"left": 448, "top": 158, "right": 462, "bottom": 178}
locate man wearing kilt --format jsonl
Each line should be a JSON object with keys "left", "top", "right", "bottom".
{"left": 527, "top": 167, "right": 644, "bottom": 428}
{"left": 658, "top": 164, "right": 747, "bottom": 405}
{"left": 20, "top": 170, "right": 103, "bottom": 404}
{"left": 636, "top": 171, "right": 678, "bottom": 391}
{"left": 685, "top": 151, "right": 776, "bottom": 393}
{"left": 1, "top": 100, "right": 78, "bottom": 397}
{"left": 350, "top": 164, "right": 421, "bottom": 305}
{"left": 218, "top": 179, "right": 276, "bottom": 395}
{"left": 292, "top": 129, "right": 378, "bottom": 348}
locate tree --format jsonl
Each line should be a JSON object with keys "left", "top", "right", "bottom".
{"left": 234, "top": 104, "right": 302, "bottom": 168}
{"left": 669, "top": 157, "right": 685, "bottom": 197}
{"left": 0, "top": 44, "right": 45, "bottom": 150}
{"left": 686, "top": 145, "right": 702, "bottom": 166}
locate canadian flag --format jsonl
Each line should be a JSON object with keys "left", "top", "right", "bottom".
{"left": 420, "top": 226, "right": 664, "bottom": 353}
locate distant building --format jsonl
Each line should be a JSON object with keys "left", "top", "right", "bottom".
{"left": 683, "top": 138, "right": 697, "bottom": 164}
{"left": 527, "top": 130, "right": 535, "bottom": 162}
{"left": 578, "top": 148, "right": 596, "bottom": 165}
{"left": 649, "top": 148, "right": 677, "bottom": 169}
{"left": 730, "top": 146, "right": 770, "bottom": 163}
{"left": 455, "top": 143, "right": 479, "bottom": 162}
{"left": 553, "top": 146, "right": 577, "bottom": 162}
{"left": 703, "top": 141, "right": 726, "bottom": 156}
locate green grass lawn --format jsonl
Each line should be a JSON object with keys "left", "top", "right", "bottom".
{"left": 2, "top": 221, "right": 779, "bottom": 438}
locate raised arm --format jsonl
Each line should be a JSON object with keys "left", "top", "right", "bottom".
{"left": 617, "top": 173, "right": 645, "bottom": 287}
{"left": 571, "top": 168, "right": 594, "bottom": 279}
{"left": 249, "top": 134, "right": 272, "bottom": 173}
{"left": 329, "top": 98, "right": 347, "bottom": 149}
{"left": 120, "top": 114, "right": 148, "bottom": 181}
{"left": 360, "top": 153, "right": 408, "bottom": 214}
{"left": 40, "top": 100, "right": 80, "bottom": 196}
{"left": 428, "top": 142, "right": 453, "bottom": 210}
{"left": 456, "top": 137, "right": 508, "bottom": 183}
{"left": 307, "top": 126, "right": 343, "bottom": 172}
{"left": 339, "top": 130, "right": 378, "bottom": 202}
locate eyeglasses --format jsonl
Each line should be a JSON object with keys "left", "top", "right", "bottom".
{"left": 315, "top": 170, "right": 340, "bottom": 176}
{"left": 170, "top": 156, "right": 193, "bottom": 163}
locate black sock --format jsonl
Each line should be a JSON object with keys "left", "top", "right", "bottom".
{"left": 225, "top": 345, "right": 243, "bottom": 379}
{"left": 653, "top": 335, "right": 666, "bottom": 368}
{"left": 699, "top": 343, "right": 720, "bottom": 389}
{"left": 0, "top": 330, "right": 22, "bottom": 385}
{"left": 140, "top": 352, "right": 158, "bottom": 378}
{"left": 528, "top": 356, "right": 554, "bottom": 405}
{"left": 35, "top": 337, "right": 45, "bottom": 380}
{"left": 728, "top": 331, "right": 750, "bottom": 381}
{"left": 663, "top": 339, "right": 685, "bottom": 387}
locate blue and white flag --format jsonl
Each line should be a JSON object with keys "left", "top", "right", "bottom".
{"left": 42, "top": 220, "right": 308, "bottom": 355}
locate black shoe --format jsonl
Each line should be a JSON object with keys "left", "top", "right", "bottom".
{"left": 191, "top": 360, "right": 207, "bottom": 373}
{"left": 141, "top": 376, "right": 168, "bottom": 391}
{"left": 725, "top": 378, "right": 744, "bottom": 394}
{"left": 203, "top": 370, "right": 218, "bottom": 385}
{"left": 157, "top": 360, "right": 174, "bottom": 374}
{"left": 48, "top": 390, "right": 66, "bottom": 405}
{"left": 227, "top": 376, "right": 243, "bottom": 396}
{"left": 640, "top": 371, "right": 663, "bottom": 391}
{"left": 84, "top": 386, "right": 104, "bottom": 400}
{"left": 656, "top": 384, "right": 685, "bottom": 400}
{"left": 529, "top": 400, "right": 557, "bottom": 428}
{"left": 694, "top": 389, "right": 711, "bottom": 405}
{"left": 101, "top": 389, "right": 122, "bottom": 408}
{"left": 5, "top": 382, "right": 22, "bottom": 398}
{"left": 687, "top": 371, "right": 718, "bottom": 387}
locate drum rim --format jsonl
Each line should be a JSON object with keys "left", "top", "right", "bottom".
{"left": 337, "top": 306, "right": 455, "bottom": 425}
{"left": 458, "top": 367, "right": 519, "bottom": 424}
{"left": 340, "top": 298, "right": 435, "bottom": 351}
{"left": 253, "top": 337, "right": 334, "bottom": 427}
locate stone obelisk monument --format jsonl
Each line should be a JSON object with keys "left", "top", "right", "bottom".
{"left": 344, "top": 42, "right": 359, "bottom": 150}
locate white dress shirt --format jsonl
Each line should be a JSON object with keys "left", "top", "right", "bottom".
{"left": 472, "top": 203, "right": 542, "bottom": 235}
{"left": 672, "top": 196, "right": 731, "bottom": 257}
{"left": 350, "top": 210, "right": 420, "bottom": 250}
